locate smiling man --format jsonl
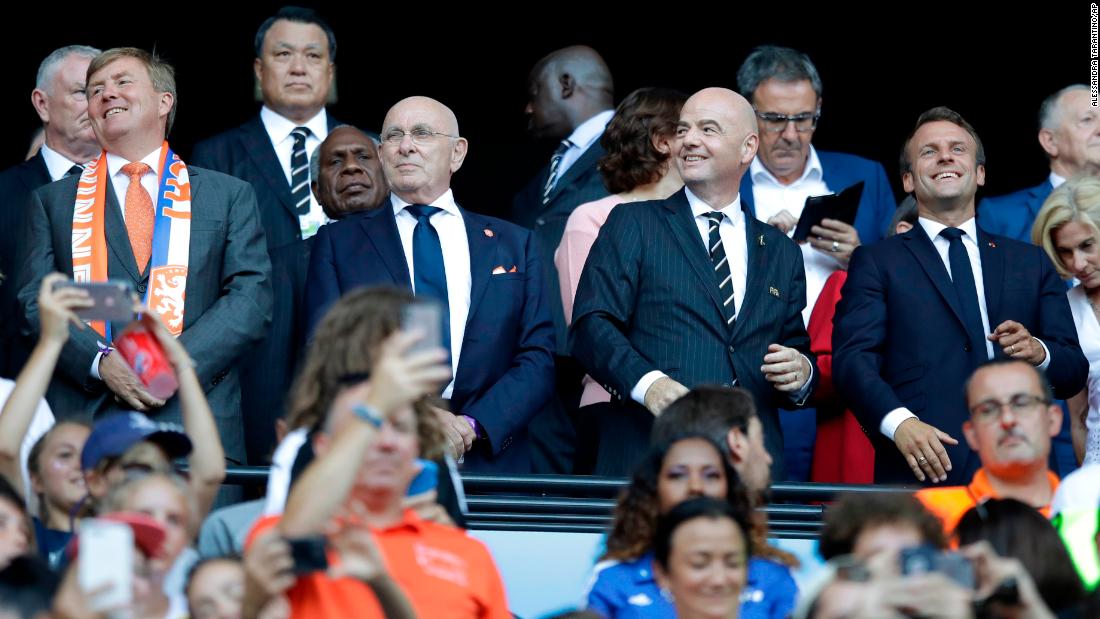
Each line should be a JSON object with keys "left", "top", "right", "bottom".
{"left": 569, "top": 87, "right": 817, "bottom": 478}
{"left": 834, "top": 107, "right": 1086, "bottom": 486}
{"left": 915, "top": 360, "right": 1064, "bottom": 534}
{"left": 16, "top": 47, "right": 271, "bottom": 469}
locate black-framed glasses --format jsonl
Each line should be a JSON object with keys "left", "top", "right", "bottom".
{"left": 968, "top": 394, "right": 1050, "bottom": 423}
{"left": 382, "top": 128, "right": 459, "bottom": 146}
{"left": 754, "top": 111, "right": 820, "bottom": 133}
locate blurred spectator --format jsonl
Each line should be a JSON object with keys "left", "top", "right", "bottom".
{"left": 0, "top": 555, "right": 59, "bottom": 619}
{"left": 186, "top": 556, "right": 244, "bottom": 619}
{"left": 0, "top": 476, "right": 31, "bottom": 569}
{"left": 819, "top": 492, "right": 946, "bottom": 561}
{"left": 1051, "top": 463, "right": 1100, "bottom": 591}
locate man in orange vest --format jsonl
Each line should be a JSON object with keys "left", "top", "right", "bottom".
{"left": 916, "top": 359, "right": 1063, "bottom": 534}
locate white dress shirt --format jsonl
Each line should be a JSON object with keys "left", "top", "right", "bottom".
{"left": 556, "top": 110, "right": 614, "bottom": 179}
{"left": 39, "top": 143, "right": 88, "bottom": 181}
{"left": 631, "top": 188, "right": 813, "bottom": 405}
{"left": 749, "top": 146, "right": 840, "bottom": 323}
{"left": 391, "top": 190, "right": 471, "bottom": 398}
{"left": 1050, "top": 171, "right": 1067, "bottom": 190}
{"left": 260, "top": 106, "right": 330, "bottom": 239}
{"left": 880, "top": 216, "right": 1052, "bottom": 439}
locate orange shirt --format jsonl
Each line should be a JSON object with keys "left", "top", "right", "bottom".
{"left": 916, "top": 468, "right": 1060, "bottom": 535}
{"left": 247, "top": 510, "right": 510, "bottom": 619}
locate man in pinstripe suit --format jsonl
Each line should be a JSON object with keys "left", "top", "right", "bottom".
{"left": 570, "top": 88, "right": 817, "bottom": 479}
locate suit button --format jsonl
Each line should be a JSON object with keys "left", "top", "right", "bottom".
{"left": 137, "top": 283, "right": 147, "bottom": 293}
{"left": 728, "top": 346, "right": 735, "bottom": 353}
{"left": 535, "top": 218, "right": 545, "bottom": 226}
{"left": 963, "top": 344, "right": 972, "bottom": 352}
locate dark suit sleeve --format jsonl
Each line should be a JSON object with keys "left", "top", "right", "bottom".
{"left": 188, "top": 138, "right": 224, "bottom": 172}
{"left": 176, "top": 181, "right": 272, "bottom": 388}
{"left": 302, "top": 223, "right": 342, "bottom": 337}
{"left": 832, "top": 245, "right": 904, "bottom": 431}
{"left": 570, "top": 207, "right": 654, "bottom": 398}
{"left": 773, "top": 244, "right": 817, "bottom": 409}
{"left": 17, "top": 190, "right": 104, "bottom": 387}
{"left": 1033, "top": 246, "right": 1089, "bottom": 399}
{"left": 461, "top": 231, "right": 555, "bottom": 455}
{"left": 867, "top": 162, "right": 896, "bottom": 243}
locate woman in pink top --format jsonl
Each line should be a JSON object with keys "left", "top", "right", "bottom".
{"left": 555, "top": 87, "right": 687, "bottom": 473}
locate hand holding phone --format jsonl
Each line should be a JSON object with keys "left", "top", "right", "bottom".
{"left": 51, "top": 279, "right": 136, "bottom": 324}
{"left": 78, "top": 519, "right": 133, "bottom": 612}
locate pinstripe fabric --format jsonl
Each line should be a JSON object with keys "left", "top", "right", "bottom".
{"left": 570, "top": 188, "right": 816, "bottom": 479}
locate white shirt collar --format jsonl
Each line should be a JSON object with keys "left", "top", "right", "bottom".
{"left": 750, "top": 145, "right": 823, "bottom": 187}
{"left": 260, "top": 105, "right": 329, "bottom": 145}
{"left": 918, "top": 215, "right": 978, "bottom": 242}
{"left": 1050, "top": 171, "right": 1067, "bottom": 189}
{"left": 565, "top": 109, "right": 614, "bottom": 151}
{"left": 38, "top": 143, "right": 87, "bottom": 182}
{"left": 685, "top": 187, "right": 744, "bottom": 227}
{"left": 391, "top": 189, "right": 460, "bottom": 217}
{"left": 105, "top": 147, "right": 163, "bottom": 179}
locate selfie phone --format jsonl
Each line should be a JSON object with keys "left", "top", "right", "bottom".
{"left": 52, "top": 280, "right": 135, "bottom": 323}
{"left": 78, "top": 519, "right": 133, "bottom": 611}
{"left": 899, "top": 545, "right": 974, "bottom": 588}
{"left": 286, "top": 536, "right": 329, "bottom": 575}
{"left": 401, "top": 299, "right": 444, "bottom": 355}
{"left": 407, "top": 459, "right": 439, "bottom": 496}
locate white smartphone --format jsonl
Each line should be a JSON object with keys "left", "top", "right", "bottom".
{"left": 78, "top": 519, "right": 133, "bottom": 612}
{"left": 401, "top": 299, "right": 444, "bottom": 355}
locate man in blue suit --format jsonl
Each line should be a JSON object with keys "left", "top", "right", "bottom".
{"left": 834, "top": 107, "right": 1087, "bottom": 486}
{"left": 734, "top": 46, "right": 898, "bottom": 480}
{"left": 979, "top": 85, "right": 1099, "bottom": 242}
{"left": 304, "top": 96, "right": 555, "bottom": 473}
{"left": 571, "top": 87, "right": 818, "bottom": 479}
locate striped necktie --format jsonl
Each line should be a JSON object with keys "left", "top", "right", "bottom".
{"left": 541, "top": 139, "right": 573, "bottom": 204}
{"left": 290, "top": 127, "right": 312, "bottom": 215}
{"left": 704, "top": 211, "right": 737, "bottom": 328}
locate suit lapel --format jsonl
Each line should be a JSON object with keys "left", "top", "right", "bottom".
{"left": 732, "top": 215, "right": 768, "bottom": 340}
{"left": 978, "top": 227, "right": 1004, "bottom": 332}
{"left": 22, "top": 152, "right": 51, "bottom": 191}
{"left": 240, "top": 116, "right": 297, "bottom": 218}
{"left": 901, "top": 226, "right": 968, "bottom": 330}
{"left": 462, "top": 209, "right": 496, "bottom": 321}
{"left": 359, "top": 199, "right": 412, "bottom": 288}
{"left": 103, "top": 182, "right": 142, "bottom": 283}
{"left": 544, "top": 142, "right": 604, "bottom": 207}
{"left": 1025, "top": 181, "right": 1052, "bottom": 224}
{"left": 661, "top": 189, "right": 727, "bottom": 319}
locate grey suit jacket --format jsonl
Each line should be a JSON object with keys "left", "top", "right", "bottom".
{"left": 16, "top": 165, "right": 272, "bottom": 463}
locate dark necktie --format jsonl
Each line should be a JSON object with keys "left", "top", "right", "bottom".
{"left": 65, "top": 165, "right": 83, "bottom": 178}
{"left": 406, "top": 204, "right": 451, "bottom": 356}
{"left": 542, "top": 139, "right": 573, "bottom": 204}
{"left": 704, "top": 212, "right": 737, "bottom": 328}
{"left": 939, "top": 227, "right": 988, "bottom": 364}
{"left": 290, "top": 127, "right": 312, "bottom": 215}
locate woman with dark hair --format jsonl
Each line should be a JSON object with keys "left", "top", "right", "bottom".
{"left": 956, "top": 498, "right": 1085, "bottom": 612}
{"left": 554, "top": 87, "right": 687, "bottom": 474}
{"left": 653, "top": 497, "right": 753, "bottom": 619}
{"left": 584, "top": 434, "right": 795, "bottom": 619}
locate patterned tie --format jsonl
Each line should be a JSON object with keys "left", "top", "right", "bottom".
{"left": 406, "top": 204, "right": 451, "bottom": 357}
{"left": 121, "top": 162, "right": 154, "bottom": 273}
{"left": 940, "top": 227, "right": 988, "bottom": 364}
{"left": 704, "top": 211, "right": 737, "bottom": 328}
{"left": 541, "top": 139, "right": 573, "bottom": 205}
{"left": 290, "top": 127, "right": 312, "bottom": 215}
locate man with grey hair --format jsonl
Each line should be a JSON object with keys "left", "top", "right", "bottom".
{"left": 979, "top": 85, "right": 1099, "bottom": 242}
{"left": 735, "top": 45, "right": 897, "bottom": 481}
{"left": 0, "top": 45, "right": 102, "bottom": 378}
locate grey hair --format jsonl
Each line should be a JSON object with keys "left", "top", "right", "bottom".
{"left": 736, "top": 45, "right": 823, "bottom": 101}
{"left": 35, "top": 45, "right": 101, "bottom": 92}
{"left": 1039, "top": 84, "right": 1091, "bottom": 130}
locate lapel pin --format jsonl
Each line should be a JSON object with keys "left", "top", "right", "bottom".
{"left": 759, "top": 235, "right": 766, "bottom": 246}
{"left": 988, "top": 241, "right": 996, "bottom": 248}
{"left": 769, "top": 287, "right": 780, "bottom": 297}
{"left": 484, "top": 228, "right": 494, "bottom": 238}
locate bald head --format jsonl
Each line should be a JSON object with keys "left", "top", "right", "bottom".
{"left": 526, "top": 45, "right": 614, "bottom": 139}
{"left": 379, "top": 96, "right": 468, "bottom": 205}
{"left": 675, "top": 88, "right": 759, "bottom": 208}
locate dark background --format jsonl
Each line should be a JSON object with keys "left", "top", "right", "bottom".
{"left": 9, "top": 3, "right": 1091, "bottom": 218}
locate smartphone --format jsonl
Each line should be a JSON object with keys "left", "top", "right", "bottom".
{"left": 286, "top": 536, "right": 329, "bottom": 575}
{"left": 899, "top": 545, "right": 974, "bottom": 588}
{"left": 401, "top": 299, "right": 444, "bottom": 355}
{"left": 78, "top": 519, "right": 133, "bottom": 611}
{"left": 407, "top": 459, "right": 439, "bottom": 497}
{"left": 52, "top": 280, "right": 135, "bottom": 323}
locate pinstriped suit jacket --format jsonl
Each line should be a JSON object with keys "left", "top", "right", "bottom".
{"left": 570, "top": 188, "right": 817, "bottom": 479}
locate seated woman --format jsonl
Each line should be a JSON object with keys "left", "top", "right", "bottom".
{"left": 584, "top": 434, "right": 794, "bottom": 619}
{"left": 653, "top": 497, "right": 752, "bottom": 619}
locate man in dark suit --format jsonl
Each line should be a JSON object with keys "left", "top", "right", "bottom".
{"left": 833, "top": 107, "right": 1087, "bottom": 486}
{"left": 570, "top": 87, "right": 818, "bottom": 479}
{"left": 190, "top": 6, "right": 343, "bottom": 464}
{"left": 979, "top": 85, "right": 1098, "bottom": 242}
{"left": 17, "top": 48, "right": 272, "bottom": 467}
{"left": 0, "top": 45, "right": 102, "bottom": 379}
{"left": 510, "top": 45, "right": 614, "bottom": 473}
{"left": 305, "top": 96, "right": 555, "bottom": 473}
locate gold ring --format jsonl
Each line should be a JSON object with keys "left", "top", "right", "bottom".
{"left": 917, "top": 456, "right": 928, "bottom": 465}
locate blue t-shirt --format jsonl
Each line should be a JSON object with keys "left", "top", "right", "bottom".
{"left": 584, "top": 551, "right": 797, "bottom": 619}
{"left": 32, "top": 516, "right": 72, "bottom": 569}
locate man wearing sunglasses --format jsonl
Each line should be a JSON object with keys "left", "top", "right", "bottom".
{"left": 916, "top": 360, "right": 1063, "bottom": 534}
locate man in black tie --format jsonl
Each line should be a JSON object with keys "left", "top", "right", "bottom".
{"left": 833, "top": 107, "right": 1087, "bottom": 485}
{"left": 570, "top": 87, "right": 817, "bottom": 478}
{"left": 0, "top": 45, "right": 102, "bottom": 378}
